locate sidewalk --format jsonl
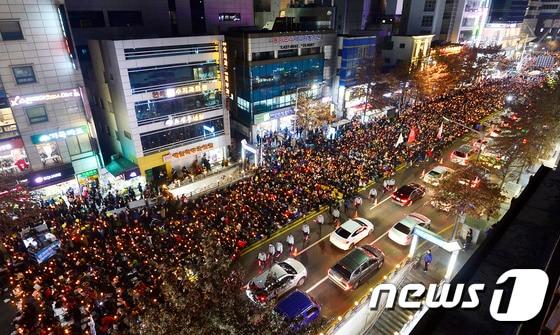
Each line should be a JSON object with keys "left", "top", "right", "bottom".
{"left": 169, "top": 164, "right": 244, "bottom": 198}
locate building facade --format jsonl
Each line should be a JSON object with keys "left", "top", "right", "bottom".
{"left": 0, "top": 0, "right": 101, "bottom": 196}
{"left": 88, "top": 36, "right": 230, "bottom": 182}
{"left": 400, "top": 0, "right": 491, "bottom": 44}
{"left": 226, "top": 30, "right": 337, "bottom": 142}
{"left": 382, "top": 35, "right": 434, "bottom": 68}
{"left": 525, "top": 0, "right": 560, "bottom": 43}
{"left": 334, "top": 34, "right": 377, "bottom": 118}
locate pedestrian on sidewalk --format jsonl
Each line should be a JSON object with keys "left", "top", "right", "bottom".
{"left": 423, "top": 249, "right": 432, "bottom": 272}
{"left": 268, "top": 243, "right": 276, "bottom": 266}
{"left": 302, "top": 223, "right": 310, "bottom": 243}
{"left": 286, "top": 234, "right": 295, "bottom": 255}
{"left": 344, "top": 198, "right": 351, "bottom": 214}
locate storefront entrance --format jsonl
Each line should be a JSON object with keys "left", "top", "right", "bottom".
{"left": 146, "top": 164, "right": 168, "bottom": 184}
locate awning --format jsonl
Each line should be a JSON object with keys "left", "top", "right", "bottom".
{"left": 106, "top": 157, "right": 140, "bottom": 180}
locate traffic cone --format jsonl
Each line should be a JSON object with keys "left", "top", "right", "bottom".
{"left": 439, "top": 157, "right": 444, "bottom": 164}
{"left": 420, "top": 169, "right": 426, "bottom": 178}
{"left": 293, "top": 247, "right": 298, "bottom": 257}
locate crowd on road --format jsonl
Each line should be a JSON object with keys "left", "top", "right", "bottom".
{"left": 0, "top": 77, "right": 542, "bottom": 334}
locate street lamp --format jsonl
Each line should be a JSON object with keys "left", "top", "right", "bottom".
{"left": 442, "top": 116, "right": 485, "bottom": 163}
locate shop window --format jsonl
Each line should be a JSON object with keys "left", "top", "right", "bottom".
{"left": 0, "top": 20, "right": 24, "bottom": 41}
{"left": 278, "top": 49, "right": 298, "bottom": 58}
{"left": 25, "top": 105, "right": 48, "bottom": 124}
{"left": 66, "top": 134, "right": 92, "bottom": 156}
{"left": 13, "top": 65, "right": 37, "bottom": 84}
{"left": 0, "top": 107, "right": 18, "bottom": 139}
{"left": 0, "top": 140, "right": 29, "bottom": 175}
{"left": 37, "top": 142, "right": 63, "bottom": 167}
{"left": 108, "top": 11, "right": 143, "bottom": 27}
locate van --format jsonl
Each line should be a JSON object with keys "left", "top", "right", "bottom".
{"left": 328, "top": 245, "right": 384, "bottom": 290}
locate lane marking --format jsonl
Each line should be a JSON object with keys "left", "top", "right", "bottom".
{"left": 296, "top": 232, "right": 332, "bottom": 256}
{"left": 306, "top": 276, "right": 329, "bottom": 293}
{"left": 369, "top": 196, "right": 391, "bottom": 210}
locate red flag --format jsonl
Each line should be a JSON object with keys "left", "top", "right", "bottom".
{"left": 437, "top": 122, "right": 443, "bottom": 139}
{"left": 407, "top": 126, "right": 417, "bottom": 144}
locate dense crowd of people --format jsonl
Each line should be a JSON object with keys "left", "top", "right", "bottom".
{"left": 0, "top": 77, "right": 542, "bottom": 334}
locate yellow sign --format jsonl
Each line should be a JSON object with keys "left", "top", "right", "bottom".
{"left": 163, "top": 143, "right": 214, "bottom": 162}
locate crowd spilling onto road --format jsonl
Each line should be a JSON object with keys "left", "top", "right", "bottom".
{"left": 0, "top": 77, "right": 542, "bottom": 334}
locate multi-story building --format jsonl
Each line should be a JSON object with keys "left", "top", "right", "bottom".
{"left": 88, "top": 36, "right": 230, "bottom": 183}
{"left": 0, "top": 1, "right": 101, "bottom": 196}
{"left": 225, "top": 29, "right": 337, "bottom": 142}
{"left": 382, "top": 34, "right": 434, "bottom": 68}
{"left": 400, "top": 0, "right": 491, "bottom": 44}
{"left": 525, "top": 0, "right": 560, "bottom": 42}
{"left": 334, "top": 34, "right": 377, "bottom": 118}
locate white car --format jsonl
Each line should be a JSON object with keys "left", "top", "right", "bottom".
{"left": 246, "top": 258, "right": 307, "bottom": 304}
{"left": 329, "top": 218, "right": 374, "bottom": 250}
{"left": 388, "top": 213, "right": 431, "bottom": 246}
{"left": 423, "top": 166, "right": 454, "bottom": 186}
{"left": 450, "top": 145, "right": 474, "bottom": 165}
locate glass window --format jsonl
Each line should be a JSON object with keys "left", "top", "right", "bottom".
{"left": 36, "top": 142, "right": 63, "bottom": 167}
{"left": 421, "top": 15, "right": 434, "bottom": 27}
{"left": 68, "top": 11, "right": 105, "bottom": 28}
{"left": 424, "top": 0, "right": 436, "bottom": 11}
{"left": 25, "top": 105, "right": 48, "bottom": 124}
{"left": 128, "top": 63, "right": 218, "bottom": 92}
{"left": 66, "top": 134, "right": 92, "bottom": 156}
{"left": 0, "top": 20, "right": 24, "bottom": 41}
{"left": 140, "top": 117, "right": 224, "bottom": 153}
{"left": 277, "top": 49, "right": 298, "bottom": 58}
{"left": 107, "top": 11, "right": 143, "bottom": 27}
{"left": 0, "top": 141, "right": 29, "bottom": 175}
{"left": 13, "top": 65, "right": 37, "bottom": 84}
{"left": 135, "top": 90, "right": 222, "bottom": 123}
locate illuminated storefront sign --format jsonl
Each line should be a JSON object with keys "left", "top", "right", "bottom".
{"left": 10, "top": 89, "right": 81, "bottom": 107}
{"left": 270, "top": 35, "right": 321, "bottom": 44}
{"left": 57, "top": 5, "right": 77, "bottom": 69}
{"left": 164, "top": 113, "right": 204, "bottom": 127}
{"left": 152, "top": 82, "right": 212, "bottom": 99}
{"left": 163, "top": 143, "right": 214, "bottom": 162}
{"left": 254, "top": 109, "right": 294, "bottom": 124}
{"left": 31, "top": 125, "right": 89, "bottom": 144}
{"left": 27, "top": 163, "right": 75, "bottom": 188}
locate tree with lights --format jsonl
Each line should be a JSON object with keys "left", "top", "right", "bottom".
{"left": 294, "top": 94, "right": 335, "bottom": 132}
{"left": 132, "top": 237, "right": 324, "bottom": 335}
{"left": 431, "top": 164, "right": 504, "bottom": 239}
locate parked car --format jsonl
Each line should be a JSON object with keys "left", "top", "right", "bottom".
{"left": 391, "top": 183, "right": 426, "bottom": 206}
{"left": 329, "top": 218, "right": 374, "bottom": 250}
{"left": 275, "top": 290, "right": 320, "bottom": 330}
{"left": 450, "top": 145, "right": 474, "bottom": 165}
{"left": 246, "top": 258, "right": 307, "bottom": 304}
{"left": 423, "top": 166, "right": 454, "bottom": 186}
{"left": 328, "top": 245, "right": 385, "bottom": 290}
{"left": 388, "top": 213, "right": 432, "bottom": 245}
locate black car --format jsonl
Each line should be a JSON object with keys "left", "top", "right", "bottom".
{"left": 328, "top": 245, "right": 385, "bottom": 290}
{"left": 391, "top": 183, "right": 426, "bottom": 206}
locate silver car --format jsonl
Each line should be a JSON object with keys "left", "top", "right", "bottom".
{"left": 246, "top": 258, "right": 307, "bottom": 304}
